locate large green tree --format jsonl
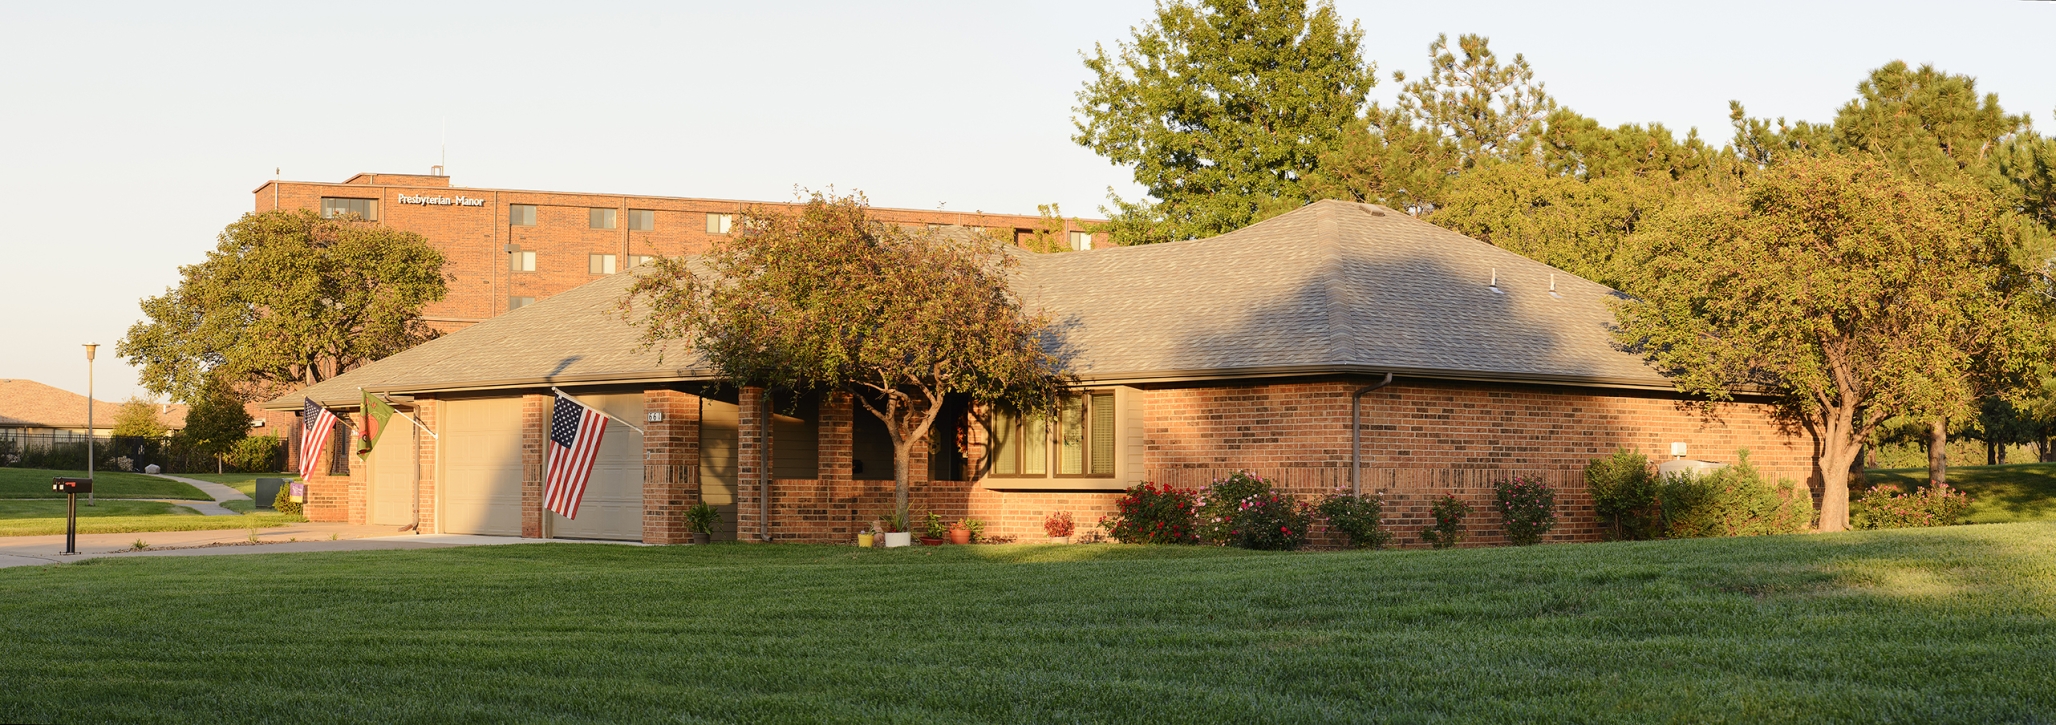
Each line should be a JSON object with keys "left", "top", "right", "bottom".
{"left": 623, "top": 192, "right": 1072, "bottom": 523}
{"left": 1074, "top": 0, "right": 1375, "bottom": 245}
{"left": 174, "top": 376, "right": 252, "bottom": 474}
{"left": 1308, "top": 33, "right": 1558, "bottom": 214}
{"left": 1616, "top": 156, "right": 2048, "bottom": 532}
{"left": 119, "top": 209, "right": 447, "bottom": 404}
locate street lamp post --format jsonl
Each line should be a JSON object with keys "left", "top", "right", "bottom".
{"left": 84, "top": 344, "right": 96, "bottom": 506}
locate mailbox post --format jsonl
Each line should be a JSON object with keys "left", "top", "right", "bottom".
{"left": 52, "top": 477, "right": 91, "bottom": 555}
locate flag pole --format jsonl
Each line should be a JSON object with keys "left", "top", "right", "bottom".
{"left": 364, "top": 389, "right": 440, "bottom": 439}
{"left": 549, "top": 387, "right": 646, "bottom": 434}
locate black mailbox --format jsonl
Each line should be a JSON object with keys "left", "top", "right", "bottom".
{"left": 52, "top": 477, "right": 92, "bottom": 495}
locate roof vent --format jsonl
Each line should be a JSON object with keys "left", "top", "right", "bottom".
{"left": 1549, "top": 273, "right": 1561, "bottom": 299}
{"left": 1488, "top": 268, "right": 1504, "bottom": 295}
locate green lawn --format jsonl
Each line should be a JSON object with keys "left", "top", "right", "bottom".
{"left": 0, "top": 468, "right": 208, "bottom": 500}
{"left": 2, "top": 524, "right": 2053, "bottom": 723}
{"left": 0, "top": 500, "right": 296, "bottom": 537}
{"left": 173, "top": 472, "right": 295, "bottom": 498}
{"left": 1866, "top": 463, "right": 2056, "bottom": 523}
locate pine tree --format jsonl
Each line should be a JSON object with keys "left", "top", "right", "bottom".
{"left": 1074, "top": 0, "right": 1376, "bottom": 244}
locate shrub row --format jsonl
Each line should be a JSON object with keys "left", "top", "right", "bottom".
{"left": 1587, "top": 449, "right": 1833, "bottom": 540}
{"left": 1101, "top": 471, "right": 1560, "bottom": 550}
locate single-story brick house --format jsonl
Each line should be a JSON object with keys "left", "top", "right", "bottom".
{"left": 266, "top": 200, "right": 1815, "bottom": 546}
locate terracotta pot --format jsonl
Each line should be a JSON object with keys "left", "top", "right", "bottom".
{"left": 948, "top": 529, "right": 971, "bottom": 545}
{"left": 882, "top": 532, "right": 911, "bottom": 548}
{"left": 691, "top": 532, "right": 710, "bottom": 545}
{"left": 920, "top": 536, "right": 945, "bottom": 546}
{"left": 857, "top": 532, "right": 875, "bottom": 548}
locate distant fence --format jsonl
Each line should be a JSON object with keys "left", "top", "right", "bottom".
{"left": 0, "top": 432, "right": 283, "bottom": 474}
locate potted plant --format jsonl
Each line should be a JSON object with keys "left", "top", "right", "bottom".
{"left": 857, "top": 526, "right": 875, "bottom": 548}
{"left": 686, "top": 502, "right": 719, "bottom": 545}
{"left": 1044, "top": 511, "right": 1074, "bottom": 544}
{"left": 921, "top": 512, "right": 948, "bottom": 546}
{"left": 947, "top": 518, "right": 980, "bottom": 545}
{"left": 879, "top": 510, "right": 911, "bottom": 548}
{"left": 961, "top": 518, "right": 984, "bottom": 544}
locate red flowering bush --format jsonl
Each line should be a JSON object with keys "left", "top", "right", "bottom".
{"left": 1099, "top": 482, "right": 1198, "bottom": 544}
{"left": 1196, "top": 471, "right": 1272, "bottom": 544}
{"left": 1420, "top": 494, "right": 1470, "bottom": 549}
{"left": 1043, "top": 511, "right": 1075, "bottom": 538}
{"left": 1227, "top": 491, "right": 1312, "bottom": 551}
{"left": 1316, "top": 491, "right": 1391, "bottom": 549}
{"left": 1493, "top": 475, "right": 1557, "bottom": 546}
{"left": 1850, "top": 484, "right": 1972, "bottom": 529}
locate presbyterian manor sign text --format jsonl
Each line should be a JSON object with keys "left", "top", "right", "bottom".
{"left": 397, "top": 193, "right": 486, "bottom": 207}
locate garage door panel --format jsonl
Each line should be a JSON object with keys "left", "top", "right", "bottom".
{"left": 549, "top": 393, "right": 644, "bottom": 541}
{"left": 442, "top": 398, "right": 525, "bottom": 536}
{"left": 369, "top": 425, "right": 416, "bottom": 526}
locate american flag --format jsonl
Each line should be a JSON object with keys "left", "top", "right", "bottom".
{"left": 544, "top": 393, "right": 609, "bottom": 519}
{"left": 298, "top": 397, "right": 340, "bottom": 479}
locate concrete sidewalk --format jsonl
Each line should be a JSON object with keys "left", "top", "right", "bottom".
{"left": 150, "top": 474, "right": 253, "bottom": 516}
{"left": 0, "top": 523, "right": 643, "bottom": 569}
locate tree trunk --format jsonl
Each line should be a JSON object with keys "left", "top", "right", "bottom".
{"left": 1988, "top": 435, "right": 1998, "bottom": 466}
{"left": 1818, "top": 438, "right": 1861, "bottom": 532}
{"left": 1927, "top": 418, "right": 1948, "bottom": 487}
{"left": 892, "top": 439, "right": 911, "bottom": 524}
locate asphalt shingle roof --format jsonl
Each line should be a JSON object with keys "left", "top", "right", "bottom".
{"left": 270, "top": 200, "right": 1668, "bottom": 409}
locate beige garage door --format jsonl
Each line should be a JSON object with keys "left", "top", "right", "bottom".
{"left": 547, "top": 393, "right": 644, "bottom": 541}
{"left": 441, "top": 397, "right": 525, "bottom": 536}
{"left": 368, "top": 424, "right": 417, "bottom": 526}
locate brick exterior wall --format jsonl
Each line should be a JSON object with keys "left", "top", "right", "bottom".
{"left": 520, "top": 394, "right": 548, "bottom": 538}
{"left": 254, "top": 175, "right": 1106, "bottom": 334}
{"left": 412, "top": 401, "right": 438, "bottom": 533}
{"left": 295, "top": 376, "right": 1814, "bottom": 548}
{"left": 641, "top": 389, "right": 701, "bottom": 544}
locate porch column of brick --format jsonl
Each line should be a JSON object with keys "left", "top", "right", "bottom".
{"left": 345, "top": 411, "right": 370, "bottom": 525}
{"left": 520, "top": 393, "right": 550, "bottom": 538}
{"left": 411, "top": 399, "right": 440, "bottom": 534}
{"left": 819, "top": 392, "right": 857, "bottom": 529}
{"left": 642, "top": 389, "right": 701, "bottom": 545}
{"left": 736, "top": 386, "right": 771, "bottom": 542}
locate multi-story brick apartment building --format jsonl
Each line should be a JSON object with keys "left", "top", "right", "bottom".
{"left": 254, "top": 172, "right": 1106, "bottom": 331}
{"left": 268, "top": 200, "right": 1819, "bottom": 547}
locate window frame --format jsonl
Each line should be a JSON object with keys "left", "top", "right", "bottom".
{"left": 508, "top": 296, "right": 535, "bottom": 311}
{"left": 510, "top": 204, "right": 538, "bottom": 226}
{"left": 509, "top": 250, "right": 537, "bottom": 273}
{"left": 590, "top": 208, "right": 618, "bottom": 230}
{"left": 986, "top": 390, "right": 1117, "bottom": 479}
{"left": 320, "top": 197, "right": 380, "bottom": 222}
{"left": 628, "top": 209, "right": 655, "bottom": 231}
{"left": 589, "top": 253, "right": 618, "bottom": 275}
{"left": 706, "top": 213, "right": 732, "bottom": 234}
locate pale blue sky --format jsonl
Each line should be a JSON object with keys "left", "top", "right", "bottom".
{"left": 4, "top": 1, "right": 2050, "bottom": 401}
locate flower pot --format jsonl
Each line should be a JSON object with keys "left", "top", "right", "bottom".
{"left": 920, "top": 536, "right": 945, "bottom": 546}
{"left": 691, "top": 532, "right": 710, "bottom": 545}
{"left": 1049, "top": 535, "right": 1070, "bottom": 545}
{"left": 948, "top": 529, "right": 971, "bottom": 545}
{"left": 882, "top": 532, "right": 911, "bottom": 548}
{"left": 857, "top": 532, "right": 875, "bottom": 548}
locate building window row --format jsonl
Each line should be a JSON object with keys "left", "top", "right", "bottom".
{"left": 504, "top": 204, "right": 731, "bottom": 234}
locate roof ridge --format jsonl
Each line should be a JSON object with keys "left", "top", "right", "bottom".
{"left": 1314, "top": 203, "right": 1356, "bottom": 365}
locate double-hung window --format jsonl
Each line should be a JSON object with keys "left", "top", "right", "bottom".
{"left": 989, "top": 391, "right": 1115, "bottom": 477}
{"left": 590, "top": 208, "right": 617, "bottom": 229}
{"left": 589, "top": 253, "right": 617, "bottom": 274}
{"left": 628, "top": 209, "right": 654, "bottom": 231}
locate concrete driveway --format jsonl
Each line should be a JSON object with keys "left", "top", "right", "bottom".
{"left": 0, "top": 523, "right": 643, "bottom": 569}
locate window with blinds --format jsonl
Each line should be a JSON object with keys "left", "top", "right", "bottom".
{"left": 989, "top": 391, "right": 1115, "bottom": 478}
{"left": 320, "top": 197, "right": 379, "bottom": 221}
